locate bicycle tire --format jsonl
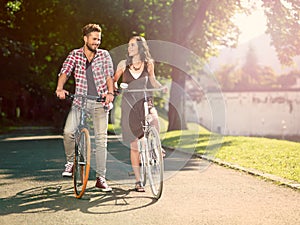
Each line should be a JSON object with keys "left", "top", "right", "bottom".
{"left": 139, "top": 139, "right": 147, "bottom": 187}
{"left": 146, "top": 126, "right": 164, "bottom": 199}
{"left": 73, "top": 128, "right": 91, "bottom": 198}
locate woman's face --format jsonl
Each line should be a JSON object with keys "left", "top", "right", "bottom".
{"left": 128, "top": 39, "right": 139, "bottom": 57}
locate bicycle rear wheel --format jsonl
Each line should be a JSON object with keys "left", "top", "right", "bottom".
{"left": 147, "top": 126, "right": 164, "bottom": 199}
{"left": 73, "top": 128, "right": 91, "bottom": 198}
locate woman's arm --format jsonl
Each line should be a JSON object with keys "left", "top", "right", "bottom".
{"left": 147, "top": 61, "right": 162, "bottom": 88}
{"left": 113, "top": 60, "right": 126, "bottom": 89}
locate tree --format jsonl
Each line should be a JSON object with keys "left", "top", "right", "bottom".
{"left": 235, "top": 43, "right": 279, "bottom": 90}
{"left": 166, "top": 0, "right": 241, "bottom": 130}
{"left": 166, "top": 0, "right": 300, "bottom": 130}
{"left": 1, "top": 0, "right": 300, "bottom": 131}
{"left": 256, "top": 66, "right": 278, "bottom": 89}
{"left": 123, "top": 0, "right": 245, "bottom": 130}
{"left": 215, "top": 64, "right": 237, "bottom": 91}
{"left": 278, "top": 70, "right": 300, "bottom": 89}
{"left": 238, "top": 44, "right": 260, "bottom": 89}
{"left": 263, "top": 0, "right": 300, "bottom": 66}
{"left": 0, "top": 0, "right": 132, "bottom": 124}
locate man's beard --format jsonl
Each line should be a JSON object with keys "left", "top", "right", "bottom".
{"left": 86, "top": 43, "right": 97, "bottom": 53}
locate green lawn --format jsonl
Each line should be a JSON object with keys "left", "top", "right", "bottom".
{"left": 106, "top": 107, "right": 299, "bottom": 184}
{"left": 216, "top": 136, "right": 300, "bottom": 183}
{"left": 2, "top": 113, "right": 299, "bottom": 184}
{"left": 160, "top": 122, "right": 300, "bottom": 184}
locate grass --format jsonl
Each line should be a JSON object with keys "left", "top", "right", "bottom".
{"left": 2, "top": 109, "right": 299, "bottom": 184}
{"left": 160, "top": 122, "right": 300, "bottom": 184}
{"left": 3, "top": 99, "right": 299, "bottom": 184}
{"left": 216, "top": 136, "right": 300, "bottom": 183}
{"left": 107, "top": 105, "right": 300, "bottom": 184}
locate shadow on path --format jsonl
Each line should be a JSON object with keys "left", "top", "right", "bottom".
{"left": 0, "top": 133, "right": 210, "bottom": 216}
{"left": 0, "top": 181, "right": 157, "bottom": 216}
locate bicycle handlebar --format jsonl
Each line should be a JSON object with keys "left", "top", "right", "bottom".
{"left": 120, "top": 84, "right": 166, "bottom": 93}
{"left": 66, "top": 93, "right": 106, "bottom": 102}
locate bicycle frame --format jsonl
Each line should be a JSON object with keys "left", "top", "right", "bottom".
{"left": 68, "top": 93, "right": 105, "bottom": 125}
{"left": 121, "top": 83, "right": 165, "bottom": 199}
{"left": 121, "top": 85, "right": 163, "bottom": 150}
{"left": 68, "top": 93, "right": 106, "bottom": 141}
{"left": 67, "top": 93, "right": 106, "bottom": 198}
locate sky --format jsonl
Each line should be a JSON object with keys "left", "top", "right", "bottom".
{"left": 234, "top": 5, "right": 267, "bottom": 44}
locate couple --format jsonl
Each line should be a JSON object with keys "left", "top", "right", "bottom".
{"left": 56, "top": 23, "right": 165, "bottom": 192}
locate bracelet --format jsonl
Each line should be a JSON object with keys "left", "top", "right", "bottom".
{"left": 107, "top": 92, "right": 114, "bottom": 96}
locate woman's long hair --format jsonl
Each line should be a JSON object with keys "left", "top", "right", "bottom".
{"left": 126, "top": 36, "right": 153, "bottom": 66}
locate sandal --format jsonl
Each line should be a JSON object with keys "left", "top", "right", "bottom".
{"left": 135, "top": 181, "right": 145, "bottom": 192}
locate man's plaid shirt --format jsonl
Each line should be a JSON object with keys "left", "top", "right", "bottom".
{"left": 58, "top": 47, "right": 114, "bottom": 107}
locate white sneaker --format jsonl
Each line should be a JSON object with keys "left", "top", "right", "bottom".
{"left": 62, "top": 162, "right": 73, "bottom": 177}
{"left": 95, "top": 176, "right": 112, "bottom": 192}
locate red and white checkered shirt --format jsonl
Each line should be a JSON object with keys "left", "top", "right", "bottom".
{"left": 58, "top": 47, "right": 114, "bottom": 107}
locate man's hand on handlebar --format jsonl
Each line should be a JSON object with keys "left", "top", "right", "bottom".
{"left": 56, "top": 89, "right": 69, "bottom": 100}
{"left": 103, "top": 92, "right": 114, "bottom": 105}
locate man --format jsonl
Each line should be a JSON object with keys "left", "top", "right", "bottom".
{"left": 56, "top": 23, "right": 114, "bottom": 192}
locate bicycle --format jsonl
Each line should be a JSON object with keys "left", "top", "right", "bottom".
{"left": 66, "top": 93, "right": 107, "bottom": 199}
{"left": 120, "top": 82, "right": 165, "bottom": 199}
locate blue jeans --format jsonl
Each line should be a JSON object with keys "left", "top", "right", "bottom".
{"left": 63, "top": 100, "right": 108, "bottom": 177}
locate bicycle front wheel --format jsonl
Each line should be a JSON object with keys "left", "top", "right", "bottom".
{"left": 147, "top": 126, "right": 164, "bottom": 199}
{"left": 73, "top": 128, "right": 91, "bottom": 198}
{"left": 139, "top": 139, "right": 147, "bottom": 187}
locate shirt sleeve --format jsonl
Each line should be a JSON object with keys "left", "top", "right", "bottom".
{"left": 58, "top": 50, "right": 76, "bottom": 78}
{"left": 102, "top": 50, "right": 114, "bottom": 78}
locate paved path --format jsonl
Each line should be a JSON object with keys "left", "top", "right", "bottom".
{"left": 0, "top": 134, "right": 299, "bottom": 225}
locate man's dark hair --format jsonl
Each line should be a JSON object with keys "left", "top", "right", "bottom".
{"left": 82, "top": 24, "right": 102, "bottom": 37}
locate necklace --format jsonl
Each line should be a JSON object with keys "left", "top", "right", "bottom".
{"left": 132, "top": 62, "right": 143, "bottom": 71}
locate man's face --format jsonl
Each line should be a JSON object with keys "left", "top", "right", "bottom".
{"left": 84, "top": 31, "right": 101, "bottom": 52}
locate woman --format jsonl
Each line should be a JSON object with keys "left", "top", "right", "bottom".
{"left": 114, "top": 36, "right": 165, "bottom": 192}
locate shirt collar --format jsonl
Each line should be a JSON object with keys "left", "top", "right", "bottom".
{"left": 80, "top": 47, "right": 100, "bottom": 59}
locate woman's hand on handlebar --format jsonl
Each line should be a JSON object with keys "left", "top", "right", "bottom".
{"left": 56, "top": 89, "right": 69, "bottom": 100}
{"left": 161, "top": 85, "right": 168, "bottom": 94}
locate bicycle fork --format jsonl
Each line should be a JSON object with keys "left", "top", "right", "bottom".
{"left": 75, "top": 129, "right": 86, "bottom": 165}
{"left": 138, "top": 137, "right": 147, "bottom": 165}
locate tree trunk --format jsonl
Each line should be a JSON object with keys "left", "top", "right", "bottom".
{"left": 167, "top": 68, "right": 187, "bottom": 131}
{"left": 167, "top": 0, "right": 211, "bottom": 131}
{"left": 167, "top": 0, "right": 187, "bottom": 131}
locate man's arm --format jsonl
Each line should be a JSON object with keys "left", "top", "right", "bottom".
{"left": 102, "top": 50, "right": 115, "bottom": 104}
{"left": 105, "top": 75, "right": 114, "bottom": 104}
{"left": 56, "top": 50, "right": 76, "bottom": 99}
{"left": 56, "top": 73, "right": 69, "bottom": 99}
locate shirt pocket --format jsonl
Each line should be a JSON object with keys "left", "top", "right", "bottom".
{"left": 92, "top": 59, "right": 104, "bottom": 75}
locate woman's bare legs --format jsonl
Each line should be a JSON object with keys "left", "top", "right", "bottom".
{"left": 130, "top": 139, "right": 140, "bottom": 182}
{"left": 130, "top": 139, "right": 145, "bottom": 192}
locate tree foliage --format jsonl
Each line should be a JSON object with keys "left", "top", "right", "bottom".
{"left": 263, "top": 0, "right": 300, "bottom": 65}
{"left": 0, "top": 0, "right": 299, "bottom": 130}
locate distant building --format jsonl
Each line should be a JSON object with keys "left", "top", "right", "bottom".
{"left": 186, "top": 90, "right": 300, "bottom": 138}
{"left": 184, "top": 35, "right": 300, "bottom": 138}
